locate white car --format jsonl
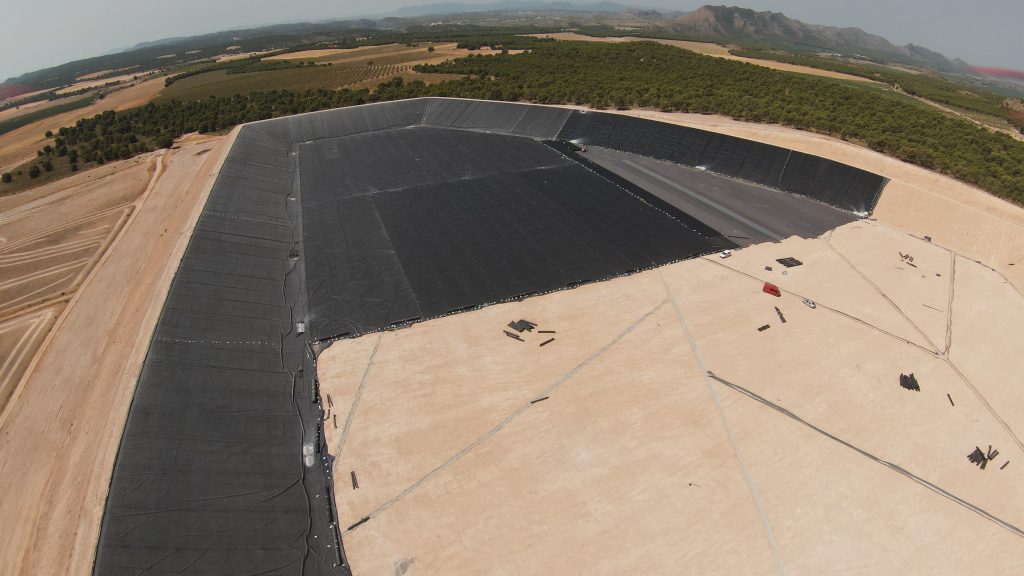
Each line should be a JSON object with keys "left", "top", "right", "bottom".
{"left": 719, "top": 250, "right": 733, "bottom": 259}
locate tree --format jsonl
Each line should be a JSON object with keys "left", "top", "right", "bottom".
{"left": 42, "top": 160, "right": 53, "bottom": 172}
{"left": 70, "top": 163, "right": 78, "bottom": 172}
{"left": 45, "top": 130, "right": 53, "bottom": 138}
{"left": 28, "top": 165, "right": 40, "bottom": 178}
{"left": 1, "top": 173, "right": 11, "bottom": 184}
{"left": 427, "top": 46, "right": 435, "bottom": 53}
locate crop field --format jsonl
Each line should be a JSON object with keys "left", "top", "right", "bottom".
{"left": 0, "top": 96, "right": 94, "bottom": 137}
{"left": 155, "top": 42, "right": 498, "bottom": 102}
{"left": 268, "top": 42, "right": 505, "bottom": 65}
{"left": 268, "top": 43, "right": 423, "bottom": 63}
{"left": 157, "top": 63, "right": 452, "bottom": 102}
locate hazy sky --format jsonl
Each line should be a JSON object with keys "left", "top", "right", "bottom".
{"left": 2, "top": 0, "right": 1022, "bottom": 82}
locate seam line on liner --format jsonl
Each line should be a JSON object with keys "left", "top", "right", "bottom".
{"left": 705, "top": 371, "right": 1024, "bottom": 540}
{"left": 822, "top": 237, "right": 940, "bottom": 354}
{"left": 827, "top": 236, "right": 1024, "bottom": 453}
{"left": 702, "top": 256, "right": 938, "bottom": 356}
{"left": 345, "top": 298, "right": 668, "bottom": 533}
{"left": 622, "top": 157, "right": 785, "bottom": 242}
{"left": 658, "top": 269, "right": 788, "bottom": 576}
{"left": 336, "top": 333, "right": 383, "bottom": 458}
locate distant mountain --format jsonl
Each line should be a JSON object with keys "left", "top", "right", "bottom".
{"left": 668, "top": 5, "right": 959, "bottom": 71}
{"left": 386, "top": 1, "right": 659, "bottom": 17}
{"left": 2, "top": 3, "right": 969, "bottom": 91}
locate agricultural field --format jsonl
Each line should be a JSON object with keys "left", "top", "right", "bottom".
{"left": 0, "top": 157, "right": 151, "bottom": 412}
{"left": 157, "top": 43, "right": 501, "bottom": 102}
{"left": 157, "top": 65, "right": 418, "bottom": 102}
{"left": 0, "top": 96, "right": 95, "bottom": 137}
{"left": 267, "top": 42, "right": 516, "bottom": 65}
{"left": 0, "top": 77, "right": 164, "bottom": 179}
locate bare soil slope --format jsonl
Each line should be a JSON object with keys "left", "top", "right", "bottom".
{"left": 0, "top": 78, "right": 164, "bottom": 174}
{"left": 0, "top": 130, "right": 235, "bottom": 576}
{"left": 0, "top": 158, "right": 151, "bottom": 411}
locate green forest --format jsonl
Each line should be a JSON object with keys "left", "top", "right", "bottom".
{"left": 729, "top": 48, "right": 1020, "bottom": 124}
{"left": 5, "top": 40, "right": 1024, "bottom": 205}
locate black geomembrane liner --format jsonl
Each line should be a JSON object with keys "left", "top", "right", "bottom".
{"left": 96, "top": 99, "right": 887, "bottom": 576}
{"left": 557, "top": 110, "right": 886, "bottom": 214}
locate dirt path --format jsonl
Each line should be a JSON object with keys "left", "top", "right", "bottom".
{"left": 0, "top": 129, "right": 236, "bottom": 576}
{"left": 893, "top": 86, "right": 1024, "bottom": 141}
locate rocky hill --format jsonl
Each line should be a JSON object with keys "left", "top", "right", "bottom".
{"left": 669, "top": 5, "right": 959, "bottom": 71}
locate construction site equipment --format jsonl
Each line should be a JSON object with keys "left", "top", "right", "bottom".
{"left": 899, "top": 373, "right": 920, "bottom": 391}
{"left": 508, "top": 319, "right": 537, "bottom": 333}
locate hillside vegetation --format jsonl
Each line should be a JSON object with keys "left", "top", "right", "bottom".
{"left": 729, "top": 48, "right": 1020, "bottom": 124}
{"left": 0, "top": 96, "right": 96, "bottom": 136}
{"left": 4, "top": 41, "right": 1023, "bottom": 205}
{"left": 419, "top": 42, "right": 1024, "bottom": 202}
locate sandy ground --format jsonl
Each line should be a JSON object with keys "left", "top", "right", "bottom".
{"left": 0, "top": 77, "right": 164, "bottom": 174}
{"left": 527, "top": 33, "right": 880, "bottom": 84}
{"left": 559, "top": 106, "right": 1024, "bottom": 291}
{"left": 321, "top": 218, "right": 1024, "bottom": 575}
{"left": 0, "top": 158, "right": 151, "bottom": 411}
{"left": 0, "top": 129, "right": 236, "bottom": 576}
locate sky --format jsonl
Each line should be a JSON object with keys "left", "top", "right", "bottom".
{"left": 2, "top": 0, "right": 1022, "bottom": 82}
